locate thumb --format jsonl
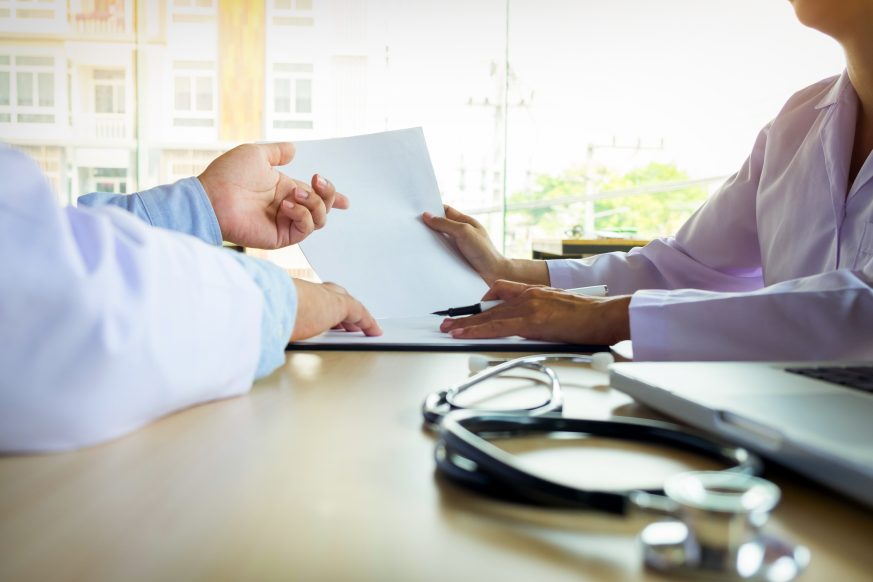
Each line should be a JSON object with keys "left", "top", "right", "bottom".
{"left": 481, "top": 279, "right": 529, "bottom": 301}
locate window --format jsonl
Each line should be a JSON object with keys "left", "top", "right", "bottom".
{"left": 171, "top": 0, "right": 216, "bottom": 24}
{"left": 78, "top": 166, "right": 127, "bottom": 195}
{"left": 173, "top": 60, "right": 215, "bottom": 127}
{"left": 0, "top": 0, "right": 64, "bottom": 23}
{"left": 0, "top": 0, "right": 845, "bottom": 269}
{"left": 271, "top": 0, "right": 313, "bottom": 27}
{"left": 271, "top": 62, "right": 313, "bottom": 130}
{"left": 161, "top": 148, "right": 223, "bottom": 184}
{"left": 93, "top": 69, "right": 125, "bottom": 114}
{"left": 18, "top": 145, "right": 65, "bottom": 203}
{"left": 0, "top": 54, "right": 57, "bottom": 124}
{"left": 0, "top": 55, "right": 9, "bottom": 121}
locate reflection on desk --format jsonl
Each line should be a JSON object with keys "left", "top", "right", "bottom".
{"left": 0, "top": 352, "right": 871, "bottom": 581}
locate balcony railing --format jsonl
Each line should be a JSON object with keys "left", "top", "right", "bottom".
{"left": 75, "top": 113, "right": 129, "bottom": 140}
{"left": 72, "top": 10, "right": 128, "bottom": 35}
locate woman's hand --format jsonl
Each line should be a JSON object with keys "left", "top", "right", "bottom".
{"left": 422, "top": 205, "right": 549, "bottom": 285}
{"left": 439, "top": 280, "right": 631, "bottom": 345}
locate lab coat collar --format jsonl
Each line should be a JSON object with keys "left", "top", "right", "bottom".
{"left": 815, "top": 70, "right": 853, "bottom": 110}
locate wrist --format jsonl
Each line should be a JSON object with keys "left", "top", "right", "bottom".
{"left": 504, "top": 258, "right": 550, "bottom": 286}
{"left": 595, "top": 295, "right": 632, "bottom": 344}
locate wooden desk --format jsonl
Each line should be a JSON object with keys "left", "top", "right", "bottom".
{"left": 0, "top": 352, "right": 870, "bottom": 581}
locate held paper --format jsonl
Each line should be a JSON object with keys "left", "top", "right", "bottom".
{"left": 280, "top": 128, "right": 488, "bottom": 319}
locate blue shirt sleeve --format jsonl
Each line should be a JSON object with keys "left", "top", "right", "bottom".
{"left": 225, "top": 253, "right": 297, "bottom": 379}
{"left": 77, "top": 177, "right": 223, "bottom": 246}
{"left": 77, "top": 178, "right": 296, "bottom": 379}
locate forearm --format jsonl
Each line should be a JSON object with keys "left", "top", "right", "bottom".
{"left": 77, "top": 177, "right": 223, "bottom": 245}
{"left": 629, "top": 270, "right": 873, "bottom": 361}
{"left": 505, "top": 258, "right": 551, "bottom": 285}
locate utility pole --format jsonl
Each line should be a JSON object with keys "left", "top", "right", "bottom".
{"left": 464, "top": 59, "right": 532, "bottom": 248}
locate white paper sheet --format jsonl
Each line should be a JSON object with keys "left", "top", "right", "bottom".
{"left": 282, "top": 128, "right": 488, "bottom": 319}
{"left": 291, "top": 316, "right": 568, "bottom": 349}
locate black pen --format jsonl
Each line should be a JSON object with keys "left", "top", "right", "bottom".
{"left": 432, "top": 284, "right": 608, "bottom": 316}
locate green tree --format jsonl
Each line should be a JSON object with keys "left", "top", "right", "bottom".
{"left": 507, "top": 161, "right": 709, "bottom": 254}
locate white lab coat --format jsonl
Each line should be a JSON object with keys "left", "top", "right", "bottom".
{"left": 0, "top": 148, "right": 264, "bottom": 452}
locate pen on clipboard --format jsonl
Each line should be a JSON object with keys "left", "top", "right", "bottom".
{"left": 431, "top": 284, "right": 608, "bottom": 317}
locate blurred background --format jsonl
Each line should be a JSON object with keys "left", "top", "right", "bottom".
{"left": 0, "top": 0, "right": 844, "bottom": 275}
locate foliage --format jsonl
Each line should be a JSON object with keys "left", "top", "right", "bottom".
{"left": 505, "top": 161, "right": 710, "bottom": 257}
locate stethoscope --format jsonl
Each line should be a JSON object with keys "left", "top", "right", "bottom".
{"left": 422, "top": 354, "right": 810, "bottom": 581}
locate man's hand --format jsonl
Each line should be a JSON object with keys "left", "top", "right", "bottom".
{"left": 198, "top": 142, "right": 349, "bottom": 249}
{"left": 439, "top": 280, "right": 631, "bottom": 345}
{"left": 290, "top": 279, "right": 382, "bottom": 341}
{"left": 422, "top": 205, "right": 549, "bottom": 285}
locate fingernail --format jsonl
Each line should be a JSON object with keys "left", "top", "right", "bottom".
{"left": 450, "top": 328, "right": 466, "bottom": 337}
{"left": 423, "top": 212, "right": 433, "bottom": 220}
{"left": 316, "top": 175, "right": 328, "bottom": 188}
{"left": 296, "top": 188, "right": 310, "bottom": 200}
{"left": 282, "top": 200, "right": 294, "bottom": 209}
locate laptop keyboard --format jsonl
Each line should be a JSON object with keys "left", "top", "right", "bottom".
{"left": 785, "top": 366, "right": 873, "bottom": 393}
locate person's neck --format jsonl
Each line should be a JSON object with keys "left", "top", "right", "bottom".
{"left": 844, "top": 36, "right": 873, "bottom": 182}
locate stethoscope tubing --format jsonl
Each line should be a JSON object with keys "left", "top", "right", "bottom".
{"left": 436, "top": 410, "right": 763, "bottom": 516}
{"left": 423, "top": 354, "right": 597, "bottom": 427}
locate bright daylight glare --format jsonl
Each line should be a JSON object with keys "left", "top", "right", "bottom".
{"left": 0, "top": 0, "right": 845, "bottom": 273}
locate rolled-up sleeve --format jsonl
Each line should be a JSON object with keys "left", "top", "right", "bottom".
{"left": 78, "top": 177, "right": 223, "bottom": 245}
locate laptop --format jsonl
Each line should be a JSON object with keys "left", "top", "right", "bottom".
{"left": 608, "top": 361, "right": 873, "bottom": 508}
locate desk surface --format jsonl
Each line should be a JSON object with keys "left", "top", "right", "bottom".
{"left": 1, "top": 352, "right": 871, "bottom": 581}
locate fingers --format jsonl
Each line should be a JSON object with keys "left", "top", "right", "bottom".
{"left": 443, "top": 204, "right": 483, "bottom": 229}
{"left": 481, "top": 279, "right": 532, "bottom": 301}
{"left": 312, "top": 174, "right": 350, "bottom": 211}
{"left": 278, "top": 176, "right": 328, "bottom": 229}
{"left": 261, "top": 142, "right": 296, "bottom": 167}
{"left": 340, "top": 295, "right": 382, "bottom": 337}
{"left": 278, "top": 198, "right": 315, "bottom": 244}
{"left": 421, "top": 211, "right": 471, "bottom": 238}
{"left": 448, "top": 316, "right": 529, "bottom": 339}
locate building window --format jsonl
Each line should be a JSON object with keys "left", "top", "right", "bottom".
{"left": 18, "top": 145, "right": 65, "bottom": 202}
{"left": 94, "top": 69, "right": 125, "bottom": 114}
{"left": 171, "top": 0, "right": 216, "bottom": 24}
{"left": 271, "top": 0, "right": 313, "bottom": 27}
{"left": 78, "top": 166, "right": 127, "bottom": 195}
{"left": 0, "top": 54, "right": 57, "bottom": 124}
{"left": 0, "top": 55, "right": 9, "bottom": 122}
{"left": 272, "top": 62, "right": 313, "bottom": 130}
{"left": 161, "top": 148, "right": 223, "bottom": 184}
{"left": 173, "top": 60, "right": 215, "bottom": 127}
{"left": 0, "top": 0, "right": 64, "bottom": 22}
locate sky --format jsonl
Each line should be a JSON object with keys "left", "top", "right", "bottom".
{"left": 362, "top": 0, "right": 845, "bottom": 196}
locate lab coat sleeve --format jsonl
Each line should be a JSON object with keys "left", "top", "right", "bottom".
{"left": 0, "top": 148, "right": 293, "bottom": 452}
{"left": 546, "top": 125, "right": 769, "bottom": 295}
{"left": 77, "top": 177, "right": 223, "bottom": 245}
{"left": 630, "top": 268, "right": 873, "bottom": 361}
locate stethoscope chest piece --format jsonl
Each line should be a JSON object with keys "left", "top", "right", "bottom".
{"left": 636, "top": 472, "right": 810, "bottom": 581}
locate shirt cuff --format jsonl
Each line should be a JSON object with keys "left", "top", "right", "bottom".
{"left": 78, "top": 177, "right": 223, "bottom": 246}
{"left": 224, "top": 252, "right": 297, "bottom": 379}
{"left": 628, "top": 290, "right": 671, "bottom": 361}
